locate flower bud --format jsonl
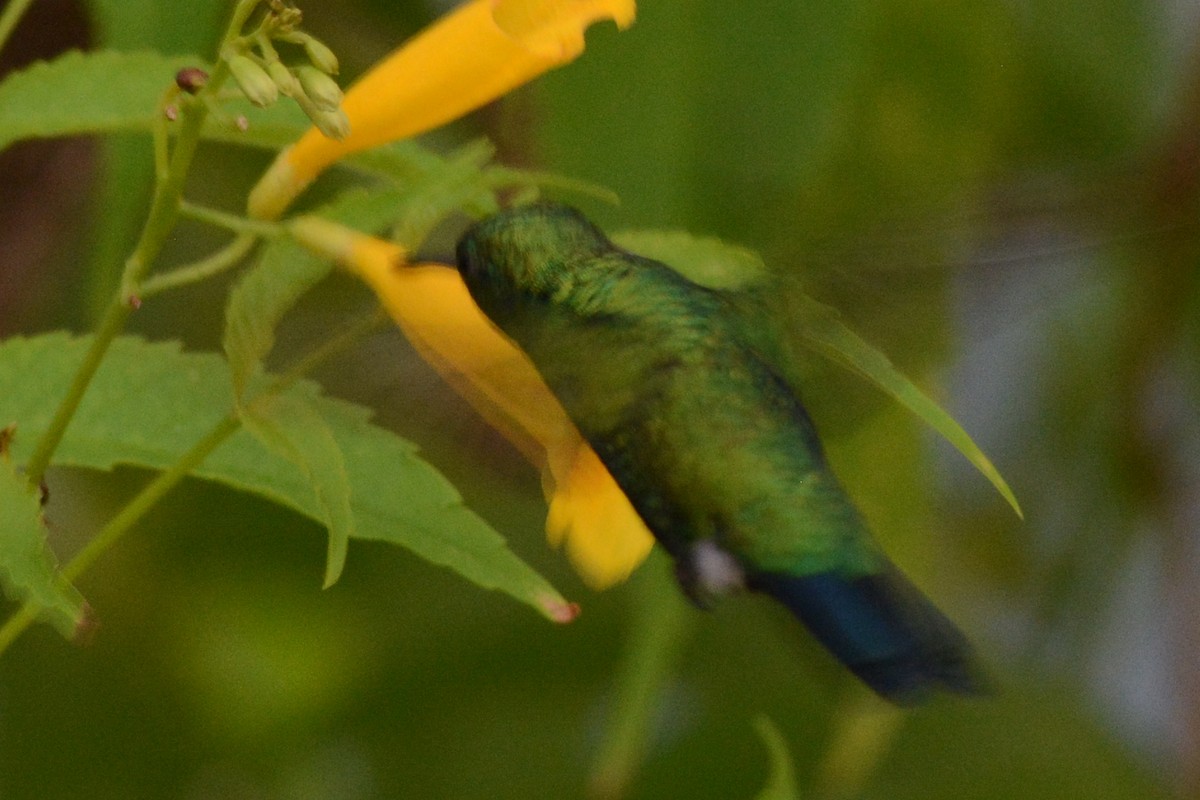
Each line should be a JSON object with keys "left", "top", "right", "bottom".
{"left": 266, "top": 60, "right": 303, "bottom": 98}
{"left": 310, "top": 106, "right": 351, "bottom": 140}
{"left": 302, "top": 36, "right": 339, "bottom": 74}
{"left": 228, "top": 55, "right": 278, "bottom": 107}
{"left": 296, "top": 65, "right": 343, "bottom": 111}
{"left": 274, "top": 6, "right": 303, "bottom": 28}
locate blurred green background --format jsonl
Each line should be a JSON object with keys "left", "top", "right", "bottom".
{"left": 1, "top": 0, "right": 1196, "bottom": 797}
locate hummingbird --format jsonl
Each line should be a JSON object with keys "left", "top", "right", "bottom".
{"left": 455, "top": 202, "right": 982, "bottom": 702}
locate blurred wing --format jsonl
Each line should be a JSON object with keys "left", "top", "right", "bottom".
{"left": 612, "top": 230, "right": 1021, "bottom": 518}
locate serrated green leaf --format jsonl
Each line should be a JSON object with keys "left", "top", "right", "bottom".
{"left": 356, "top": 138, "right": 492, "bottom": 186}
{"left": 326, "top": 138, "right": 499, "bottom": 251}
{"left": 0, "top": 447, "right": 86, "bottom": 638}
{"left": 0, "top": 333, "right": 571, "bottom": 621}
{"left": 791, "top": 294, "right": 1023, "bottom": 518}
{"left": 345, "top": 139, "right": 460, "bottom": 182}
{"left": 612, "top": 229, "right": 770, "bottom": 290}
{"left": 307, "top": 139, "right": 501, "bottom": 247}
{"left": 0, "top": 50, "right": 197, "bottom": 150}
{"left": 0, "top": 48, "right": 319, "bottom": 153}
{"left": 486, "top": 166, "right": 621, "bottom": 206}
{"left": 242, "top": 393, "right": 353, "bottom": 589}
{"left": 224, "top": 144, "right": 504, "bottom": 396}
{"left": 222, "top": 181, "right": 453, "bottom": 397}
{"left": 752, "top": 716, "right": 801, "bottom": 800}
{"left": 222, "top": 234, "right": 335, "bottom": 399}
{"left": 387, "top": 144, "right": 499, "bottom": 249}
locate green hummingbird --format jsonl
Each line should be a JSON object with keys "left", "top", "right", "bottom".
{"left": 455, "top": 202, "right": 981, "bottom": 702}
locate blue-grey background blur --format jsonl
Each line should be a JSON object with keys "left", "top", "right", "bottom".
{"left": 1, "top": 0, "right": 1196, "bottom": 797}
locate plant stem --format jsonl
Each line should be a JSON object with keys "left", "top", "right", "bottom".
{"left": 0, "top": 0, "right": 35, "bottom": 56}
{"left": 23, "top": 299, "right": 132, "bottom": 486}
{"left": 21, "top": 8, "right": 248, "bottom": 486}
{"left": 65, "top": 415, "right": 243, "bottom": 583}
{"left": 812, "top": 694, "right": 904, "bottom": 800}
{"left": 139, "top": 232, "right": 259, "bottom": 298}
{"left": 229, "top": 0, "right": 265, "bottom": 40}
{"left": 22, "top": 104, "right": 208, "bottom": 487}
{"left": 588, "top": 556, "right": 694, "bottom": 800}
{"left": 0, "top": 413, "right": 240, "bottom": 654}
{"left": 180, "top": 201, "right": 283, "bottom": 238}
{"left": 0, "top": 605, "right": 33, "bottom": 654}
{"left": 119, "top": 98, "right": 218, "bottom": 300}
{"left": 0, "top": 308, "right": 385, "bottom": 655}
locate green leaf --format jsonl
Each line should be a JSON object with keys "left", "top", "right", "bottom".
{"left": 485, "top": 166, "right": 621, "bottom": 206}
{"left": 0, "top": 49, "right": 320, "bottom": 154}
{"left": 386, "top": 143, "right": 499, "bottom": 249}
{"left": 791, "top": 294, "right": 1023, "bottom": 518}
{"left": 338, "top": 137, "right": 499, "bottom": 250}
{"left": 752, "top": 716, "right": 801, "bottom": 800}
{"left": 222, "top": 182, "right": 452, "bottom": 398}
{"left": 242, "top": 392, "right": 353, "bottom": 589}
{"left": 200, "top": 98, "right": 316, "bottom": 151}
{"left": 0, "top": 50, "right": 194, "bottom": 151}
{"left": 0, "top": 439, "right": 87, "bottom": 638}
{"left": 612, "top": 229, "right": 771, "bottom": 290}
{"left": 0, "top": 333, "right": 572, "bottom": 621}
{"left": 222, "top": 231, "right": 335, "bottom": 399}
{"left": 364, "top": 138, "right": 492, "bottom": 180}
{"left": 224, "top": 143, "right": 506, "bottom": 396}
{"left": 87, "top": 0, "right": 226, "bottom": 54}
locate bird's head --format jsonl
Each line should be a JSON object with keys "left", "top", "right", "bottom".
{"left": 455, "top": 203, "right": 612, "bottom": 316}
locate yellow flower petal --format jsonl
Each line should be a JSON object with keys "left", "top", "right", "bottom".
{"left": 249, "top": 0, "right": 636, "bottom": 219}
{"left": 546, "top": 443, "right": 655, "bottom": 588}
{"left": 290, "top": 217, "right": 654, "bottom": 588}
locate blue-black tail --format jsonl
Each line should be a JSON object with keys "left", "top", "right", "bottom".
{"left": 748, "top": 567, "right": 984, "bottom": 703}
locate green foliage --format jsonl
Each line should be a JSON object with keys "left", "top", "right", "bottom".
{"left": 86, "top": 0, "right": 227, "bottom": 54}
{"left": 752, "top": 716, "right": 801, "bottom": 800}
{"left": 0, "top": 50, "right": 195, "bottom": 150}
{"left": 0, "top": 334, "right": 569, "bottom": 619}
{"left": 0, "top": 0, "right": 1187, "bottom": 796}
{"left": 0, "top": 48, "right": 320, "bottom": 158}
{"left": 222, "top": 143, "right": 503, "bottom": 396}
{"left": 613, "top": 229, "right": 770, "bottom": 290}
{"left": 241, "top": 393, "right": 354, "bottom": 588}
{"left": 222, "top": 228, "right": 336, "bottom": 398}
{"left": 198, "top": 97, "right": 313, "bottom": 150}
{"left": 881, "top": 686, "right": 1175, "bottom": 800}
{"left": 383, "top": 140, "right": 498, "bottom": 247}
{"left": 0, "top": 444, "right": 85, "bottom": 637}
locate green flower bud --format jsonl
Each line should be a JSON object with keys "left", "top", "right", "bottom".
{"left": 228, "top": 55, "right": 277, "bottom": 107}
{"left": 302, "top": 36, "right": 339, "bottom": 75}
{"left": 266, "top": 60, "right": 302, "bottom": 98}
{"left": 296, "top": 65, "right": 343, "bottom": 111}
{"left": 310, "top": 106, "right": 351, "bottom": 140}
{"left": 275, "top": 6, "right": 303, "bottom": 29}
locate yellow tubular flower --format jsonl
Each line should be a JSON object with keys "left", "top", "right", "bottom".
{"left": 290, "top": 218, "right": 655, "bottom": 589}
{"left": 269, "top": 1, "right": 647, "bottom": 587}
{"left": 249, "top": 0, "right": 636, "bottom": 220}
